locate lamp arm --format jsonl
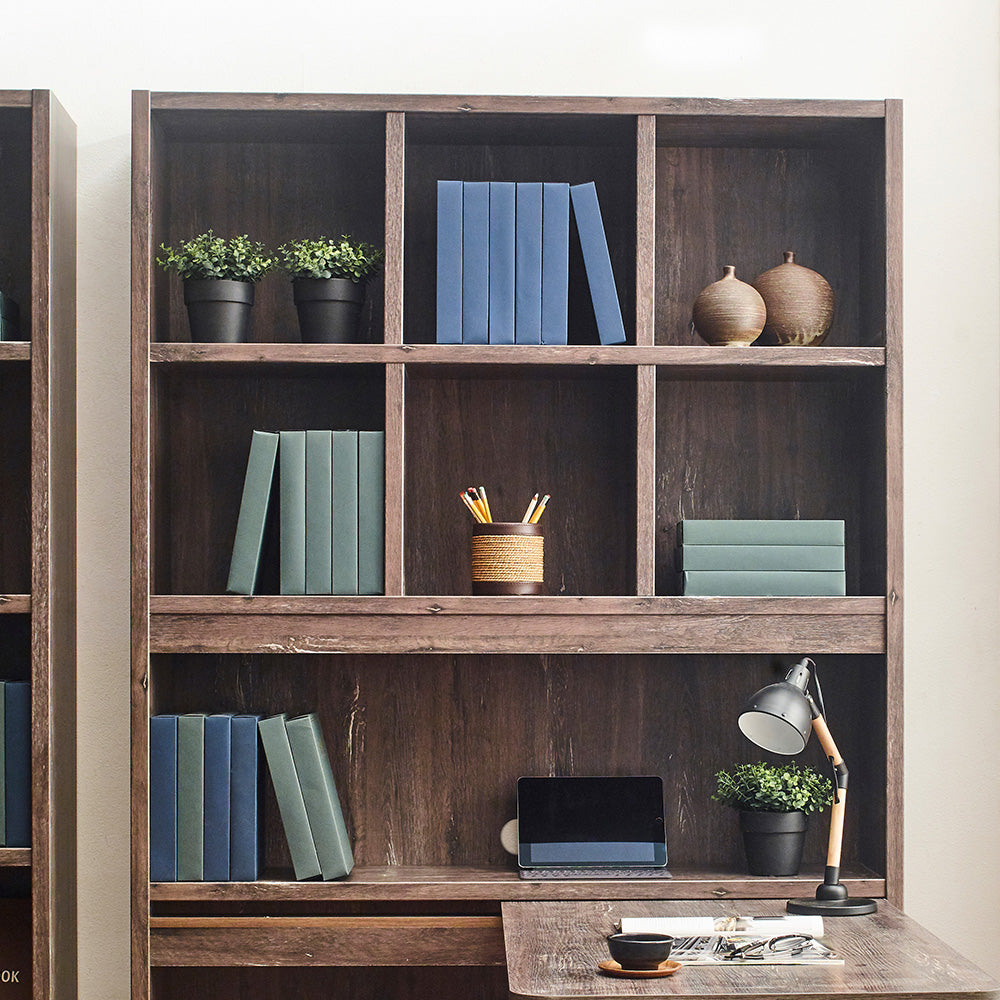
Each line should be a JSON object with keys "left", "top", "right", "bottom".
{"left": 810, "top": 712, "right": 849, "bottom": 886}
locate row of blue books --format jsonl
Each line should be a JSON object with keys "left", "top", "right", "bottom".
{"left": 226, "top": 429, "right": 385, "bottom": 596}
{"left": 0, "top": 681, "right": 30, "bottom": 847}
{"left": 436, "top": 180, "right": 626, "bottom": 346}
{"left": 150, "top": 712, "right": 354, "bottom": 882}
{"left": 678, "top": 520, "right": 847, "bottom": 596}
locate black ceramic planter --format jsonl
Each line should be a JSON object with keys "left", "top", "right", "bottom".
{"left": 740, "top": 809, "right": 807, "bottom": 876}
{"left": 293, "top": 277, "right": 365, "bottom": 344}
{"left": 183, "top": 278, "right": 254, "bottom": 344}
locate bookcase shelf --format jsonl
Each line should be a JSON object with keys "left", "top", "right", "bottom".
{"left": 0, "top": 91, "right": 76, "bottom": 1000}
{"left": 132, "top": 93, "right": 901, "bottom": 1000}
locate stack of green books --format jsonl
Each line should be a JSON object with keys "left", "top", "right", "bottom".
{"left": 226, "top": 429, "right": 385, "bottom": 596}
{"left": 678, "top": 520, "right": 846, "bottom": 596}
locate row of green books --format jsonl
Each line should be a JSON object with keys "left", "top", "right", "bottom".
{"left": 149, "top": 712, "right": 353, "bottom": 883}
{"left": 0, "top": 681, "right": 30, "bottom": 848}
{"left": 226, "top": 429, "right": 385, "bottom": 596}
{"left": 678, "top": 520, "right": 846, "bottom": 596}
{"left": 436, "top": 180, "right": 626, "bottom": 346}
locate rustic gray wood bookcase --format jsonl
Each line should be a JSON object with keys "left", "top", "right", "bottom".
{"left": 131, "top": 91, "right": 903, "bottom": 999}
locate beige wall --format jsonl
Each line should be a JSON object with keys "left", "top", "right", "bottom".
{"left": 4, "top": 1, "right": 999, "bottom": 996}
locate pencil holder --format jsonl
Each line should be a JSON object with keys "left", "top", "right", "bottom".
{"left": 471, "top": 523, "right": 543, "bottom": 595}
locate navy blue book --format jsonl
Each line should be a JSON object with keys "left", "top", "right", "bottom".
{"left": 488, "top": 182, "right": 516, "bottom": 344}
{"left": 570, "top": 182, "right": 627, "bottom": 345}
{"left": 515, "top": 182, "right": 543, "bottom": 344}
{"left": 4, "top": 682, "right": 30, "bottom": 847}
{"left": 203, "top": 714, "right": 232, "bottom": 882}
{"left": 541, "top": 182, "right": 570, "bottom": 345}
{"left": 149, "top": 715, "right": 178, "bottom": 882}
{"left": 230, "top": 714, "right": 263, "bottom": 882}
{"left": 461, "top": 181, "right": 490, "bottom": 344}
{"left": 436, "top": 180, "right": 463, "bottom": 345}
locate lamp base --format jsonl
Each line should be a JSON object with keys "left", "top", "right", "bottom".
{"left": 787, "top": 896, "right": 878, "bottom": 916}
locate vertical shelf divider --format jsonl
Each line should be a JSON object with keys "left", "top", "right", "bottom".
{"left": 384, "top": 112, "right": 405, "bottom": 347}
{"left": 635, "top": 115, "right": 656, "bottom": 349}
{"left": 385, "top": 364, "right": 406, "bottom": 595}
{"left": 636, "top": 366, "right": 657, "bottom": 596}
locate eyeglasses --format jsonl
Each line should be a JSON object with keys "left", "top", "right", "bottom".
{"left": 722, "top": 933, "right": 835, "bottom": 961}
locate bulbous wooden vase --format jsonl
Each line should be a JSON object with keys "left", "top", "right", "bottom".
{"left": 691, "top": 265, "right": 766, "bottom": 346}
{"left": 752, "top": 251, "right": 834, "bottom": 346}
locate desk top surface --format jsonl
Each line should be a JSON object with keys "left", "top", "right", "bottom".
{"left": 502, "top": 899, "right": 998, "bottom": 999}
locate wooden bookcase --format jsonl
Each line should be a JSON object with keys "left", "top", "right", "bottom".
{"left": 131, "top": 93, "right": 901, "bottom": 999}
{"left": 0, "top": 90, "right": 77, "bottom": 1000}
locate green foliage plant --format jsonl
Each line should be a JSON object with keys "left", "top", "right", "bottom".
{"left": 156, "top": 231, "right": 273, "bottom": 282}
{"left": 713, "top": 761, "right": 832, "bottom": 815}
{"left": 277, "top": 236, "right": 385, "bottom": 282}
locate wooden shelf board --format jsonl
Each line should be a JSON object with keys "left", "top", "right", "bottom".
{"left": 149, "top": 864, "right": 885, "bottom": 904}
{"left": 150, "top": 343, "right": 884, "bottom": 371}
{"left": 0, "top": 342, "right": 30, "bottom": 362}
{"left": 149, "top": 595, "right": 886, "bottom": 655}
{"left": 0, "top": 595, "right": 30, "bottom": 614}
{"left": 0, "top": 848, "right": 32, "bottom": 867}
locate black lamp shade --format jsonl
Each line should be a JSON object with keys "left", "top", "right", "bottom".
{"left": 738, "top": 663, "right": 814, "bottom": 755}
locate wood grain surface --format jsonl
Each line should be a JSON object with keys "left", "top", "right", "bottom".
{"left": 502, "top": 899, "right": 997, "bottom": 999}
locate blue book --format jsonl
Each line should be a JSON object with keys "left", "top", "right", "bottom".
{"left": 488, "top": 182, "right": 516, "bottom": 344}
{"left": 203, "top": 714, "right": 232, "bottom": 882}
{"left": 332, "top": 431, "right": 359, "bottom": 595}
{"left": 358, "top": 431, "right": 385, "bottom": 596}
{"left": 176, "top": 713, "right": 205, "bottom": 881}
{"left": 541, "top": 182, "right": 570, "bottom": 345}
{"left": 149, "top": 715, "right": 178, "bottom": 882}
{"left": 230, "top": 714, "right": 263, "bottom": 882}
{"left": 570, "top": 182, "right": 627, "bottom": 345}
{"left": 280, "top": 430, "right": 307, "bottom": 595}
{"left": 436, "top": 180, "right": 463, "bottom": 345}
{"left": 515, "top": 182, "right": 543, "bottom": 344}
{"left": 4, "top": 682, "right": 29, "bottom": 848}
{"left": 306, "top": 430, "right": 333, "bottom": 595}
{"left": 461, "top": 181, "right": 490, "bottom": 345}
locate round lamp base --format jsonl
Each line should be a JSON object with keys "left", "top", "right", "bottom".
{"left": 787, "top": 896, "right": 878, "bottom": 916}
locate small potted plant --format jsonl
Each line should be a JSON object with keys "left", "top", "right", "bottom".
{"left": 714, "top": 761, "right": 832, "bottom": 876}
{"left": 277, "top": 235, "right": 384, "bottom": 344}
{"left": 157, "top": 231, "right": 273, "bottom": 343}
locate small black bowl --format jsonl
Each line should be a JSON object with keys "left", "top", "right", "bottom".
{"left": 606, "top": 932, "right": 674, "bottom": 970}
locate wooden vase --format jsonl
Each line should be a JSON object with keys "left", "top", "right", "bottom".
{"left": 691, "top": 266, "right": 766, "bottom": 346}
{"left": 753, "top": 251, "right": 834, "bottom": 346}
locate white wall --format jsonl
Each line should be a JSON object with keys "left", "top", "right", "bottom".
{"left": 4, "top": 2, "right": 999, "bottom": 997}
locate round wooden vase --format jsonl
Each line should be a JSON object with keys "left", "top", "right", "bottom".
{"left": 753, "top": 251, "right": 834, "bottom": 346}
{"left": 691, "top": 266, "right": 766, "bottom": 346}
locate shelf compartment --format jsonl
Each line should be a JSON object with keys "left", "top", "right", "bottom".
{"left": 403, "top": 113, "right": 636, "bottom": 346}
{"left": 149, "top": 864, "right": 884, "bottom": 905}
{"left": 655, "top": 119, "right": 886, "bottom": 348}
{"left": 149, "top": 595, "right": 885, "bottom": 654}
{"left": 149, "top": 652, "right": 885, "bottom": 878}
{"left": 150, "top": 343, "right": 886, "bottom": 370}
{"left": 150, "top": 365, "right": 385, "bottom": 595}
{"left": 0, "top": 106, "right": 32, "bottom": 343}
{"left": 149, "top": 107, "right": 386, "bottom": 345}
{"left": 403, "top": 367, "right": 637, "bottom": 596}
{"left": 655, "top": 371, "right": 886, "bottom": 596}
{"left": 0, "top": 361, "right": 30, "bottom": 593}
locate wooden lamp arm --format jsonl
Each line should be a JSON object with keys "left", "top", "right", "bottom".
{"left": 811, "top": 712, "right": 849, "bottom": 881}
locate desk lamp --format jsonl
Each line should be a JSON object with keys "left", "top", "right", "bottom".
{"left": 739, "top": 657, "right": 877, "bottom": 916}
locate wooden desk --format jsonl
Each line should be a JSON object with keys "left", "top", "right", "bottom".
{"left": 502, "top": 900, "right": 998, "bottom": 999}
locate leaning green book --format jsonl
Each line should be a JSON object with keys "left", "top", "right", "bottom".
{"left": 226, "top": 430, "right": 279, "bottom": 595}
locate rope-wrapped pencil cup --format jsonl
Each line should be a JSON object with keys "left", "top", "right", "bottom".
{"left": 471, "top": 523, "right": 544, "bottom": 595}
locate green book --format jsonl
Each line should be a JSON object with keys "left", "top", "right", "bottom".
{"left": 682, "top": 570, "right": 847, "bottom": 597}
{"left": 358, "top": 431, "right": 385, "bottom": 596}
{"left": 332, "top": 431, "right": 359, "bottom": 596}
{"left": 679, "top": 544, "right": 845, "bottom": 572}
{"left": 286, "top": 714, "right": 354, "bottom": 880}
{"left": 176, "top": 713, "right": 205, "bottom": 881}
{"left": 305, "top": 430, "right": 333, "bottom": 595}
{"left": 0, "top": 680, "right": 5, "bottom": 846}
{"left": 226, "top": 430, "right": 279, "bottom": 595}
{"left": 280, "top": 431, "right": 307, "bottom": 595}
{"left": 679, "top": 520, "right": 845, "bottom": 546}
{"left": 258, "top": 714, "right": 322, "bottom": 880}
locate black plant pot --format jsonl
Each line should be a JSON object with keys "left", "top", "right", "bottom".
{"left": 740, "top": 810, "right": 807, "bottom": 876}
{"left": 293, "top": 277, "right": 365, "bottom": 344}
{"left": 183, "top": 278, "right": 254, "bottom": 344}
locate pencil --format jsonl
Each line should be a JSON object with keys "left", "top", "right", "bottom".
{"left": 521, "top": 493, "right": 539, "bottom": 523}
{"left": 478, "top": 486, "right": 493, "bottom": 523}
{"left": 528, "top": 494, "right": 550, "bottom": 524}
{"left": 467, "top": 488, "right": 489, "bottom": 522}
{"left": 461, "top": 491, "right": 486, "bottom": 523}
